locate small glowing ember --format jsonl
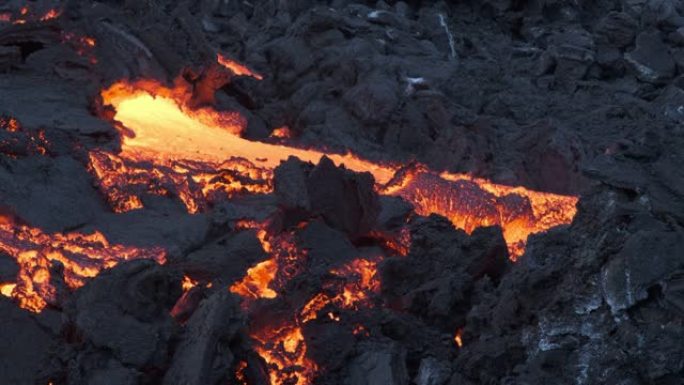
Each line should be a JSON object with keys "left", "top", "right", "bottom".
{"left": 0, "top": 214, "right": 165, "bottom": 312}
{"left": 454, "top": 329, "right": 463, "bottom": 348}
{"left": 235, "top": 361, "right": 248, "bottom": 384}
{"left": 352, "top": 324, "right": 369, "bottom": 336}
{"left": 181, "top": 275, "right": 198, "bottom": 292}
{"left": 0, "top": 282, "right": 17, "bottom": 297}
{"left": 0, "top": 116, "right": 20, "bottom": 132}
{"left": 270, "top": 126, "right": 292, "bottom": 139}
{"left": 370, "top": 228, "right": 411, "bottom": 256}
{"left": 39, "top": 8, "right": 60, "bottom": 21}
{"left": 0, "top": 117, "right": 50, "bottom": 158}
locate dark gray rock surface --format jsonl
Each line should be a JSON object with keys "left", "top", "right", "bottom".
{"left": 0, "top": 0, "right": 683, "bottom": 384}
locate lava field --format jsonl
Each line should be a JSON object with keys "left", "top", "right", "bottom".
{"left": 0, "top": 0, "right": 683, "bottom": 384}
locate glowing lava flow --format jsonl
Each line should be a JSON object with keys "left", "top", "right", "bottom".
{"left": 300, "top": 259, "right": 380, "bottom": 323}
{"left": 227, "top": 219, "right": 382, "bottom": 384}
{"left": 245, "top": 257, "right": 380, "bottom": 385}
{"left": 0, "top": 214, "right": 165, "bottom": 312}
{"left": 97, "top": 79, "right": 577, "bottom": 258}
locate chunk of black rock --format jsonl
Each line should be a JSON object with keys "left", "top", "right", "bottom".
{"left": 0, "top": 252, "right": 19, "bottom": 281}
{"left": 183, "top": 229, "right": 267, "bottom": 284}
{"left": 625, "top": 32, "right": 676, "bottom": 83}
{"left": 344, "top": 342, "right": 410, "bottom": 385}
{"left": 601, "top": 231, "right": 684, "bottom": 314}
{"left": 303, "top": 319, "right": 355, "bottom": 372}
{"left": 377, "top": 196, "right": 413, "bottom": 230}
{"left": 0, "top": 297, "right": 59, "bottom": 385}
{"left": 274, "top": 156, "right": 380, "bottom": 238}
{"left": 414, "top": 357, "right": 451, "bottom": 385}
{"left": 464, "top": 226, "right": 510, "bottom": 281}
{"left": 163, "top": 291, "right": 244, "bottom": 385}
{"left": 274, "top": 156, "right": 312, "bottom": 210}
{"left": 299, "top": 220, "right": 358, "bottom": 273}
{"left": 343, "top": 74, "right": 400, "bottom": 125}
{"left": 88, "top": 360, "right": 139, "bottom": 385}
{"left": 594, "top": 12, "right": 638, "bottom": 48}
{"left": 68, "top": 260, "right": 180, "bottom": 369}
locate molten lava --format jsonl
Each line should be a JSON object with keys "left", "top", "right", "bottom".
{"left": 230, "top": 220, "right": 311, "bottom": 306}
{"left": 251, "top": 323, "right": 317, "bottom": 385}
{"left": 96, "top": 79, "right": 577, "bottom": 258}
{"left": 0, "top": 214, "right": 165, "bottom": 312}
{"left": 300, "top": 258, "right": 380, "bottom": 323}
{"left": 230, "top": 258, "right": 277, "bottom": 300}
{"left": 244, "top": 257, "right": 380, "bottom": 385}
{"left": 217, "top": 54, "right": 263, "bottom": 80}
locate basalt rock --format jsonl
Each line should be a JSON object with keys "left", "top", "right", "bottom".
{"left": 274, "top": 156, "right": 380, "bottom": 239}
{"left": 1, "top": 0, "right": 684, "bottom": 384}
{"left": 163, "top": 291, "right": 245, "bottom": 385}
{"left": 625, "top": 31, "right": 676, "bottom": 83}
{"left": 66, "top": 260, "right": 180, "bottom": 379}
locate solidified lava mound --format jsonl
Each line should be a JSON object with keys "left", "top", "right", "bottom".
{"left": 0, "top": 0, "right": 683, "bottom": 384}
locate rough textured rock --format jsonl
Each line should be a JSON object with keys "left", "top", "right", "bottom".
{"left": 625, "top": 31, "right": 676, "bottom": 83}
{"left": 163, "top": 291, "right": 244, "bottom": 385}
{"left": 67, "top": 260, "right": 179, "bottom": 375}
{"left": 274, "top": 156, "right": 380, "bottom": 238}
{"left": 1, "top": 0, "right": 684, "bottom": 384}
{"left": 345, "top": 342, "right": 409, "bottom": 385}
{"left": 0, "top": 298, "right": 59, "bottom": 385}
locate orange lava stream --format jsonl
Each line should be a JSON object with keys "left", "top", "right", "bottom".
{"left": 0, "top": 214, "right": 166, "bottom": 312}
{"left": 97, "top": 80, "right": 577, "bottom": 259}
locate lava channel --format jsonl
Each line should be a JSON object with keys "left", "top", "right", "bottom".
{"left": 95, "top": 78, "right": 578, "bottom": 259}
